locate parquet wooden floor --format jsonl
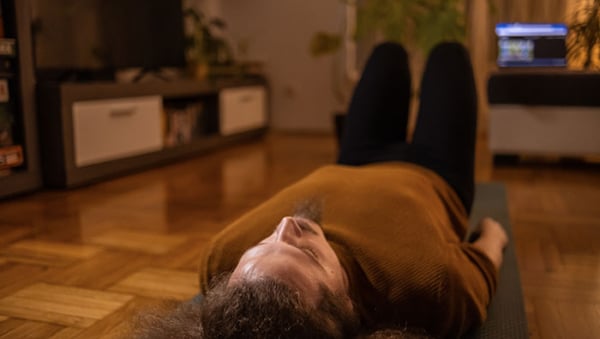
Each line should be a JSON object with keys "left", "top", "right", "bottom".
{"left": 0, "top": 132, "right": 599, "bottom": 338}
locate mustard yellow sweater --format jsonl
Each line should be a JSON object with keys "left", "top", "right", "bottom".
{"left": 199, "top": 163, "right": 497, "bottom": 338}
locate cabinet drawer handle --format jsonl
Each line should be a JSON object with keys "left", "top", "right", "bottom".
{"left": 238, "top": 95, "right": 254, "bottom": 103}
{"left": 109, "top": 108, "right": 137, "bottom": 118}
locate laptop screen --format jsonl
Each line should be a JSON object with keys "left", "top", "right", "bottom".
{"left": 495, "top": 23, "right": 568, "bottom": 67}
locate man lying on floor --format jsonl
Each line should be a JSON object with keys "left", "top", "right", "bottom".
{"left": 132, "top": 42, "right": 508, "bottom": 339}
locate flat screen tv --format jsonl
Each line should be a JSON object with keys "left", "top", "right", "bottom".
{"left": 495, "top": 23, "right": 568, "bottom": 68}
{"left": 31, "top": 0, "right": 186, "bottom": 81}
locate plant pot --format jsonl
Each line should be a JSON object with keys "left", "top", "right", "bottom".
{"left": 188, "top": 62, "right": 210, "bottom": 80}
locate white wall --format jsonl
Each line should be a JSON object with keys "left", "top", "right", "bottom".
{"left": 191, "top": 0, "right": 344, "bottom": 132}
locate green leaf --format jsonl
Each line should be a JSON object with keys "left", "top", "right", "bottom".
{"left": 352, "top": 0, "right": 472, "bottom": 54}
{"left": 566, "top": 0, "right": 600, "bottom": 69}
{"left": 310, "top": 32, "right": 342, "bottom": 57}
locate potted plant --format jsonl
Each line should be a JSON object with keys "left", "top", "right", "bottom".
{"left": 311, "top": 0, "right": 489, "bottom": 61}
{"left": 567, "top": 0, "right": 600, "bottom": 70}
{"left": 183, "top": 8, "right": 234, "bottom": 79}
{"left": 356, "top": 0, "right": 470, "bottom": 54}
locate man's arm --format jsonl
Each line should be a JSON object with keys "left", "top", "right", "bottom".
{"left": 471, "top": 218, "right": 509, "bottom": 271}
{"left": 438, "top": 218, "right": 508, "bottom": 336}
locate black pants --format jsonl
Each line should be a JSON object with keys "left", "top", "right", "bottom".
{"left": 337, "top": 42, "right": 477, "bottom": 213}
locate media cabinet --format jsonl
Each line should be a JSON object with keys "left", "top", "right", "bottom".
{"left": 37, "top": 77, "right": 269, "bottom": 188}
{"left": 488, "top": 71, "right": 600, "bottom": 160}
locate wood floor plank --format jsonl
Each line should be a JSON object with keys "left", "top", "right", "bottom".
{"left": 87, "top": 230, "right": 187, "bottom": 255}
{"left": 47, "top": 327, "right": 82, "bottom": 339}
{"left": 21, "top": 283, "right": 133, "bottom": 304}
{"left": 523, "top": 297, "right": 540, "bottom": 339}
{"left": 522, "top": 286, "right": 600, "bottom": 304}
{"left": 0, "top": 302, "right": 96, "bottom": 328}
{"left": 40, "top": 250, "right": 151, "bottom": 290}
{"left": 0, "top": 264, "right": 47, "bottom": 298}
{"left": 71, "top": 296, "right": 163, "bottom": 339}
{"left": 154, "top": 235, "right": 212, "bottom": 271}
{"left": 0, "top": 255, "right": 75, "bottom": 267}
{"left": 534, "top": 299, "right": 600, "bottom": 339}
{"left": 6, "top": 240, "right": 102, "bottom": 258}
{"left": 4, "top": 296, "right": 115, "bottom": 320}
{"left": 77, "top": 183, "right": 172, "bottom": 237}
{"left": 1, "top": 240, "right": 103, "bottom": 267}
{"left": 13, "top": 288, "right": 130, "bottom": 311}
{"left": 0, "top": 318, "right": 19, "bottom": 336}
{"left": 109, "top": 268, "right": 198, "bottom": 300}
{"left": 0, "top": 319, "right": 63, "bottom": 339}
{"left": 0, "top": 224, "right": 32, "bottom": 247}
{"left": 0, "top": 283, "right": 133, "bottom": 328}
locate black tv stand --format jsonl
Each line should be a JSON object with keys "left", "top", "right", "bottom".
{"left": 130, "top": 67, "right": 178, "bottom": 83}
{"left": 36, "top": 69, "right": 115, "bottom": 83}
{"left": 36, "top": 76, "right": 270, "bottom": 188}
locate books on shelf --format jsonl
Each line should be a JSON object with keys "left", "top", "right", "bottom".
{"left": 163, "top": 102, "right": 203, "bottom": 147}
{"left": 0, "top": 30, "right": 22, "bottom": 175}
{"left": 0, "top": 144, "right": 23, "bottom": 170}
{"left": 0, "top": 39, "right": 14, "bottom": 56}
{"left": 0, "top": 39, "right": 15, "bottom": 77}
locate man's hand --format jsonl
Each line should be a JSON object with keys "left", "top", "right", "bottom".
{"left": 471, "top": 218, "right": 508, "bottom": 271}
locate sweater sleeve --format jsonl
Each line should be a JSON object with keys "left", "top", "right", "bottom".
{"left": 441, "top": 243, "right": 498, "bottom": 336}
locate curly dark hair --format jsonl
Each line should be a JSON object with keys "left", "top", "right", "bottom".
{"left": 130, "top": 275, "right": 360, "bottom": 339}
{"left": 203, "top": 276, "right": 359, "bottom": 338}
{"left": 131, "top": 300, "right": 199, "bottom": 338}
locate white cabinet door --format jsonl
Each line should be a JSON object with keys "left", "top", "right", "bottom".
{"left": 72, "top": 96, "right": 163, "bottom": 167}
{"left": 219, "top": 86, "right": 267, "bottom": 136}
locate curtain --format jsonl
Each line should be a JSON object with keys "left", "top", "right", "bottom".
{"left": 492, "top": 0, "right": 569, "bottom": 23}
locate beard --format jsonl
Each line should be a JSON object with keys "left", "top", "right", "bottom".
{"left": 293, "top": 198, "right": 323, "bottom": 225}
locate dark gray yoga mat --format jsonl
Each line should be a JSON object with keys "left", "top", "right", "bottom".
{"left": 463, "top": 183, "right": 529, "bottom": 339}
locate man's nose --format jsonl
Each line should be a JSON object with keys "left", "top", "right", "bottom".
{"left": 275, "top": 217, "right": 302, "bottom": 244}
